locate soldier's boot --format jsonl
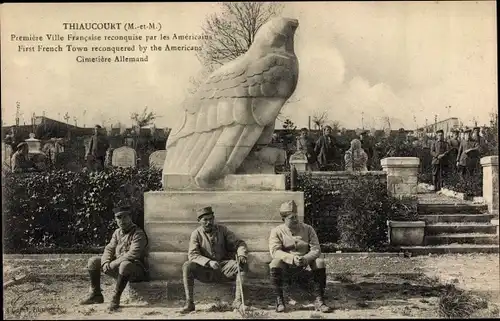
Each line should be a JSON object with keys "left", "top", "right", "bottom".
{"left": 313, "top": 268, "right": 332, "bottom": 313}
{"left": 180, "top": 273, "right": 195, "bottom": 313}
{"left": 80, "top": 269, "right": 104, "bottom": 305}
{"left": 232, "top": 271, "right": 249, "bottom": 311}
{"left": 108, "top": 274, "right": 129, "bottom": 312}
{"left": 270, "top": 268, "right": 286, "bottom": 313}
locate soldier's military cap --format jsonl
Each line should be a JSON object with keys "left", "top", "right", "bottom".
{"left": 279, "top": 200, "right": 298, "bottom": 217}
{"left": 464, "top": 128, "right": 472, "bottom": 133}
{"left": 197, "top": 206, "right": 214, "bottom": 219}
{"left": 16, "top": 142, "right": 27, "bottom": 149}
{"left": 113, "top": 205, "right": 132, "bottom": 217}
{"left": 435, "top": 129, "right": 444, "bottom": 134}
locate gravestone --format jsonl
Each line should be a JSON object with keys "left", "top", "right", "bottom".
{"left": 2, "top": 142, "right": 12, "bottom": 170}
{"left": 149, "top": 150, "right": 167, "bottom": 170}
{"left": 112, "top": 146, "right": 137, "bottom": 168}
{"left": 289, "top": 151, "right": 308, "bottom": 172}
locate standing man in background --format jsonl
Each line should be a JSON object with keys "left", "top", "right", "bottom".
{"left": 447, "top": 129, "right": 461, "bottom": 174}
{"left": 314, "top": 126, "right": 338, "bottom": 171}
{"left": 86, "top": 125, "right": 110, "bottom": 171}
{"left": 430, "top": 130, "right": 449, "bottom": 192}
{"left": 359, "top": 131, "right": 374, "bottom": 170}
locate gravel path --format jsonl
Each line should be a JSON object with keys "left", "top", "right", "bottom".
{"left": 4, "top": 254, "right": 499, "bottom": 319}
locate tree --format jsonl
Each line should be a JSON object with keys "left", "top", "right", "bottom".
{"left": 312, "top": 111, "right": 328, "bottom": 130}
{"left": 188, "top": 2, "right": 283, "bottom": 95}
{"left": 130, "top": 107, "right": 158, "bottom": 128}
{"left": 198, "top": 2, "right": 284, "bottom": 71}
{"left": 282, "top": 118, "right": 297, "bottom": 130}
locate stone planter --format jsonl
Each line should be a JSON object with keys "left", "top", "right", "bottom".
{"left": 387, "top": 221, "right": 426, "bottom": 246}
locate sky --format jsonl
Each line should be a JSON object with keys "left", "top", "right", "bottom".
{"left": 1, "top": 2, "right": 497, "bottom": 131}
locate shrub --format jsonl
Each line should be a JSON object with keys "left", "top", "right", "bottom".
{"left": 2, "top": 167, "right": 162, "bottom": 253}
{"left": 443, "top": 171, "right": 483, "bottom": 197}
{"left": 438, "top": 284, "right": 488, "bottom": 318}
{"left": 287, "top": 172, "right": 418, "bottom": 251}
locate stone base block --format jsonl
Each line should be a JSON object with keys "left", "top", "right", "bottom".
{"left": 223, "top": 174, "right": 286, "bottom": 191}
{"left": 145, "top": 190, "right": 304, "bottom": 222}
{"left": 162, "top": 174, "right": 286, "bottom": 191}
{"left": 147, "top": 252, "right": 272, "bottom": 280}
{"left": 144, "top": 190, "right": 304, "bottom": 252}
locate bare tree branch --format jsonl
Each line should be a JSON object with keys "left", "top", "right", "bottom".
{"left": 191, "top": 2, "right": 284, "bottom": 93}
{"left": 130, "top": 107, "right": 159, "bottom": 128}
{"left": 312, "top": 110, "right": 329, "bottom": 130}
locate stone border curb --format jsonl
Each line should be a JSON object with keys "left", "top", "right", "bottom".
{"left": 3, "top": 252, "right": 404, "bottom": 261}
{"left": 3, "top": 254, "right": 96, "bottom": 260}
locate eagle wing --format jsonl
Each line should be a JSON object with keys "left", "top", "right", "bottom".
{"left": 163, "top": 53, "right": 298, "bottom": 186}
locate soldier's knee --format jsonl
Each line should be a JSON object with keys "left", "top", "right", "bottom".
{"left": 118, "top": 260, "right": 134, "bottom": 276}
{"left": 87, "top": 256, "right": 101, "bottom": 270}
{"left": 269, "top": 258, "right": 285, "bottom": 269}
{"left": 314, "top": 258, "right": 325, "bottom": 269}
{"left": 182, "top": 261, "right": 196, "bottom": 272}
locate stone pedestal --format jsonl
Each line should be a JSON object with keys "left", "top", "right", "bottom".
{"left": 381, "top": 157, "right": 420, "bottom": 198}
{"left": 144, "top": 180, "right": 304, "bottom": 280}
{"left": 480, "top": 156, "right": 499, "bottom": 215}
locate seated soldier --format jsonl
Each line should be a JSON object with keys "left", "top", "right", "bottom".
{"left": 80, "top": 206, "right": 149, "bottom": 311}
{"left": 269, "top": 200, "right": 332, "bottom": 313}
{"left": 180, "top": 206, "right": 248, "bottom": 313}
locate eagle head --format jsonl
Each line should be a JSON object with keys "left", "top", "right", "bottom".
{"left": 250, "top": 17, "right": 299, "bottom": 55}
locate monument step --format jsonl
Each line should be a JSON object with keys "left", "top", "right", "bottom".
{"left": 425, "top": 233, "right": 499, "bottom": 245}
{"left": 147, "top": 252, "right": 272, "bottom": 280}
{"left": 417, "top": 203, "right": 488, "bottom": 214}
{"left": 399, "top": 244, "right": 499, "bottom": 255}
{"left": 419, "top": 213, "right": 495, "bottom": 223}
{"left": 125, "top": 279, "right": 334, "bottom": 307}
{"left": 145, "top": 220, "right": 281, "bottom": 252}
{"left": 425, "top": 223, "right": 498, "bottom": 235}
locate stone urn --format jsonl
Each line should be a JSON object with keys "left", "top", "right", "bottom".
{"left": 387, "top": 220, "right": 426, "bottom": 246}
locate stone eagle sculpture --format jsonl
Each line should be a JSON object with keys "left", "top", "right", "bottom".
{"left": 163, "top": 17, "right": 299, "bottom": 187}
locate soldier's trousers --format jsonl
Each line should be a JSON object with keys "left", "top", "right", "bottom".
{"left": 88, "top": 256, "right": 147, "bottom": 281}
{"left": 432, "top": 162, "right": 443, "bottom": 191}
{"left": 182, "top": 260, "right": 246, "bottom": 283}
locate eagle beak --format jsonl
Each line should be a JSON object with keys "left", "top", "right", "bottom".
{"left": 288, "top": 19, "right": 299, "bottom": 31}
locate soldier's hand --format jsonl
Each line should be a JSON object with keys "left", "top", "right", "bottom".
{"left": 102, "top": 262, "right": 111, "bottom": 273}
{"left": 238, "top": 256, "right": 247, "bottom": 265}
{"left": 298, "top": 256, "right": 308, "bottom": 266}
{"left": 293, "top": 256, "right": 302, "bottom": 267}
{"left": 209, "top": 260, "right": 220, "bottom": 270}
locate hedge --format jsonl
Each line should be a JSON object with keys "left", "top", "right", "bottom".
{"left": 2, "top": 167, "right": 162, "bottom": 253}
{"left": 4, "top": 167, "right": 417, "bottom": 254}
{"left": 286, "top": 172, "right": 419, "bottom": 251}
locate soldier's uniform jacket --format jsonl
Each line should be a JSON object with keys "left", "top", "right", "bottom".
{"left": 11, "top": 151, "right": 33, "bottom": 172}
{"left": 101, "top": 223, "right": 149, "bottom": 271}
{"left": 448, "top": 138, "right": 460, "bottom": 150}
{"left": 269, "top": 223, "right": 321, "bottom": 265}
{"left": 188, "top": 224, "right": 248, "bottom": 267}
{"left": 457, "top": 139, "right": 481, "bottom": 167}
{"left": 430, "top": 139, "right": 449, "bottom": 165}
{"left": 88, "top": 134, "right": 110, "bottom": 158}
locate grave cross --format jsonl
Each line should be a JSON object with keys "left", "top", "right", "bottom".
{"left": 63, "top": 112, "right": 70, "bottom": 124}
